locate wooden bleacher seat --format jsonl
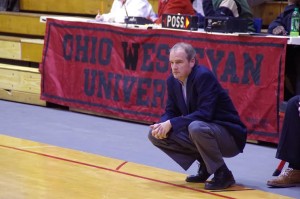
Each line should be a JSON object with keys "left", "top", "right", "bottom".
{"left": 0, "top": 63, "right": 45, "bottom": 106}
{"left": 20, "top": 0, "right": 158, "bottom": 15}
{"left": 0, "top": 11, "right": 45, "bottom": 36}
{"left": 20, "top": 0, "right": 111, "bottom": 16}
{"left": 0, "top": 36, "right": 43, "bottom": 62}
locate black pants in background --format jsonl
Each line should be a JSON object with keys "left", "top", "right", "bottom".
{"left": 276, "top": 95, "right": 300, "bottom": 169}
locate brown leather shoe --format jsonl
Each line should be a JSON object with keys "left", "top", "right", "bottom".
{"left": 267, "top": 168, "right": 300, "bottom": 187}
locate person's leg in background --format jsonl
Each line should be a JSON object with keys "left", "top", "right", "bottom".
{"left": 267, "top": 95, "right": 300, "bottom": 187}
{"left": 294, "top": 46, "right": 300, "bottom": 95}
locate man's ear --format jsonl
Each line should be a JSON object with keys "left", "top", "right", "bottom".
{"left": 190, "top": 57, "right": 196, "bottom": 67}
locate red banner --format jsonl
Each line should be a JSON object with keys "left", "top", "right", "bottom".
{"left": 40, "top": 19, "right": 287, "bottom": 143}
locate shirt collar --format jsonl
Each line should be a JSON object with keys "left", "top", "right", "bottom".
{"left": 178, "top": 78, "right": 187, "bottom": 86}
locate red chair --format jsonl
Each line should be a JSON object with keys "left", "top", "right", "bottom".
{"left": 273, "top": 160, "right": 286, "bottom": 176}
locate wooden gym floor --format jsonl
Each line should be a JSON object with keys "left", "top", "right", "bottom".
{"left": 0, "top": 134, "right": 293, "bottom": 199}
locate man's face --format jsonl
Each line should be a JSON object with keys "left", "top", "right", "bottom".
{"left": 169, "top": 48, "right": 195, "bottom": 82}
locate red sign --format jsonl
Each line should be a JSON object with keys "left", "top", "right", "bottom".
{"left": 40, "top": 19, "right": 287, "bottom": 143}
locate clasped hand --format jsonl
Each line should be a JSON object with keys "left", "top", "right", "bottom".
{"left": 272, "top": 26, "right": 287, "bottom": 35}
{"left": 150, "top": 120, "right": 171, "bottom": 139}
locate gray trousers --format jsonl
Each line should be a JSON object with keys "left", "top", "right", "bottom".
{"left": 148, "top": 121, "right": 240, "bottom": 174}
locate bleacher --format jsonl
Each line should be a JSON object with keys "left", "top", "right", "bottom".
{"left": 0, "top": 0, "right": 282, "bottom": 107}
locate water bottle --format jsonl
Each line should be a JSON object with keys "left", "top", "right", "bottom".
{"left": 290, "top": 7, "right": 300, "bottom": 37}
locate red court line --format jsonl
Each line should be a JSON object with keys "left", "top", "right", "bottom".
{"left": 115, "top": 161, "right": 128, "bottom": 170}
{"left": 1, "top": 144, "right": 235, "bottom": 199}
